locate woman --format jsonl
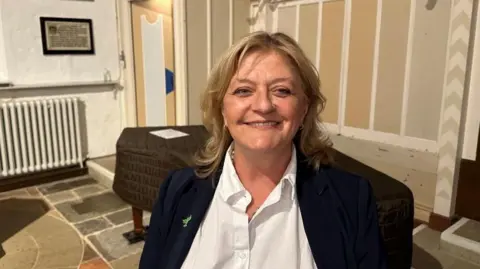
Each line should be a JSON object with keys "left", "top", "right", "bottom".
{"left": 139, "top": 31, "right": 387, "bottom": 269}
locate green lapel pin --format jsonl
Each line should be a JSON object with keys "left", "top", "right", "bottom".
{"left": 182, "top": 215, "right": 192, "bottom": 227}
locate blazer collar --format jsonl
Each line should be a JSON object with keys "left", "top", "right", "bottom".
{"left": 296, "top": 154, "right": 351, "bottom": 269}
{"left": 165, "top": 176, "right": 215, "bottom": 269}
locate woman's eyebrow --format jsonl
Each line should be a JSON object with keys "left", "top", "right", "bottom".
{"left": 235, "top": 77, "right": 293, "bottom": 85}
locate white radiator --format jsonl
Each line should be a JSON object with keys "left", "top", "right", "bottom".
{"left": 0, "top": 97, "right": 85, "bottom": 178}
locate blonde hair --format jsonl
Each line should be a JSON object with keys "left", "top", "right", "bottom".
{"left": 193, "top": 31, "right": 334, "bottom": 179}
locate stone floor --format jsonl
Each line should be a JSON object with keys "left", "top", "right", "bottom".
{"left": 91, "top": 155, "right": 115, "bottom": 174}
{"left": 0, "top": 175, "right": 149, "bottom": 269}
{"left": 454, "top": 219, "right": 480, "bottom": 243}
{"left": 1, "top": 175, "right": 480, "bottom": 269}
{"left": 413, "top": 224, "right": 480, "bottom": 269}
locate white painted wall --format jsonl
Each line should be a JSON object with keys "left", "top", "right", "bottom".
{"left": 462, "top": 6, "right": 480, "bottom": 161}
{"left": 0, "top": 0, "right": 124, "bottom": 159}
{"left": 0, "top": 3, "right": 8, "bottom": 83}
{"left": 0, "top": 0, "right": 120, "bottom": 84}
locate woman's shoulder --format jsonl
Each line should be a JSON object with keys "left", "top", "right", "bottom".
{"left": 168, "top": 166, "right": 197, "bottom": 180}
{"left": 163, "top": 167, "right": 198, "bottom": 190}
{"left": 320, "top": 165, "right": 368, "bottom": 187}
{"left": 316, "top": 165, "right": 375, "bottom": 202}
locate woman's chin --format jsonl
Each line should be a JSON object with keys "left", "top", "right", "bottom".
{"left": 243, "top": 142, "right": 281, "bottom": 154}
{"left": 233, "top": 136, "right": 290, "bottom": 154}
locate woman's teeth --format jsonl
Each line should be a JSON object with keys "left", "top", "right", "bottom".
{"left": 248, "top": 122, "right": 278, "bottom": 126}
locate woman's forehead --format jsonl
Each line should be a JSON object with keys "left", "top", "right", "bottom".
{"left": 234, "top": 51, "right": 297, "bottom": 82}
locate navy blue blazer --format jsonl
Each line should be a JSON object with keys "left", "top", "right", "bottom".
{"left": 139, "top": 151, "right": 389, "bottom": 269}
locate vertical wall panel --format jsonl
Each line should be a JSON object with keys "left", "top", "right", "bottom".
{"left": 405, "top": 1, "right": 450, "bottom": 140}
{"left": 163, "top": 15, "right": 176, "bottom": 125}
{"left": 277, "top": 6, "right": 297, "bottom": 38}
{"left": 298, "top": 4, "right": 319, "bottom": 65}
{"left": 233, "top": 0, "right": 250, "bottom": 42}
{"left": 141, "top": 15, "right": 167, "bottom": 126}
{"left": 373, "top": 0, "right": 411, "bottom": 134}
{"left": 344, "top": 0, "right": 377, "bottom": 129}
{"left": 186, "top": 0, "right": 208, "bottom": 125}
{"left": 132, "top": 5, "right": 147, "bottom": 126}
{"left": 319, "top": 1, "right": 344, "bottom": 124}
{"left": 211, "top": 0, "right": 230, "bottom": 66}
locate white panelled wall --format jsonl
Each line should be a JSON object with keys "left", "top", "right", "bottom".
{"left": 251, "top": 0, "right": 439, "bottom": 153}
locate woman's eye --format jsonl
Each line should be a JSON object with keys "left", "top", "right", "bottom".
{"left": 233, "top": 88, "right": 251, "bottom": 96}
{"left": 275, "top": 88, "right": 292, "bottom": 96}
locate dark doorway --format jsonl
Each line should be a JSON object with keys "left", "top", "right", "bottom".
{"left": 455, "top": 125, "right": 480, "bottom": 221}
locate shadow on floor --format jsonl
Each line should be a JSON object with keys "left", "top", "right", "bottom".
{"left": 0, "top": 198, "right": 49, "bottom": 259}
{"left": 412, "top": 243, "right": 443, "bottom": 268}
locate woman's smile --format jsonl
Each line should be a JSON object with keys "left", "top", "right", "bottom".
{"left": 243, "top": 120, "right": 281, "bottom": 128}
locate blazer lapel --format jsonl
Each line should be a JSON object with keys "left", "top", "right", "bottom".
{"left": 165, "top": 177, "right": 216, "bottom": 269}
{"left": 297, "top": 159, "right": 350, "bottom": 269}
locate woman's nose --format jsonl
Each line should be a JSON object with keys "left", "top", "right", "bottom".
{"left": 252, "top": 90, "right": 275, "bottom": 113}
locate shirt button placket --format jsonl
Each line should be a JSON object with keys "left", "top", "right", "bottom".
{"left": 233, "top": 204, "right": 250, "bottom": 268}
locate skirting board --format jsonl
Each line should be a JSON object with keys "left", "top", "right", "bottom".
{"left": 86, "top": 160, "right": 114, "bottom": 189}
{"left": 415, "top": 203, "right": 432, "bottom": 223}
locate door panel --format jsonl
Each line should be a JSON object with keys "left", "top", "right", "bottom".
{"left": 131, "top": 1, "right": 176, "bottom": 127}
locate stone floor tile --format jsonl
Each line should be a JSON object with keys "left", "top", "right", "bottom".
{"left": 87, "top": 222, "right": 145, "bottom": 261}
{"left": 74, "top": 185, "right": 107, "bottom": 198}
{"left": 110, "top": 252, "right": 141, "bottom": 269}
{"left": 55, "top": 192, "right": 128, "bottom": 223}
{"left": 1, "top": 230, "right": 37, "bottom": 254}
{"left": 38, "top": 177, "right": 97, "bottom": 195}
{"left": 26, "top": 187, "right": 41, "bottom": 197}
{"left": 454, "top": 219, "right": 480, "bottom": 243}
{"left": 0, "top": 198, "right": 49, "bottom": 253}
{"left": 83, "top": 241, "right": 100, "bottom": 262}
{"left": 68, "top": 177, "right": 98, "bottom": 188}
{"left": 75, "top": 217, "right": 113, "bottom": 236}
{"left": 143, "top": 212, "right": 151, "bottom": 226}
{"left": 26, "top": 215, "right": 83, "bottom": 269}
{"left": 0, "top": 248, "right": 38, "bottom": 269}
{"left": 45, "top": 190, "right": 78, "bottom": 204}
{"left": 104, "top": 208, "right": 132, "bottom": 225}
{"left": 105, "top": 208, "right": 151, "bottom": 227}
{"left": 447, "top": 259, "right": 480, "bottom": 269}
{"left": 413, "top": 243, "right": 457, "bottom": 269}
{"left": 48, "top": 209, "right": 67, "bottom": 220}
{"left": 414, "top": 227, "right": 442, "bottom": 250}
{"left": 79, "top": 257, "right": 111, "bottom": 269}
{"left": 93, "top": 155, "right": 116, "bottom": 174}
{"left": 0, "top": 189, "right": 30, "bottom": 200}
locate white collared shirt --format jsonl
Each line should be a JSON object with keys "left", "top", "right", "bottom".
{"left": 181, "top": 145, "right": 317, "bottom": 269}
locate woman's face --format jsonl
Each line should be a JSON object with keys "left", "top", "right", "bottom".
{"left": 222, "top": 50, "right": 308, "bottom": 154}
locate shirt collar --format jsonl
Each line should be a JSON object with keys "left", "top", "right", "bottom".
{"left": 218, "top": 143, "right": 298, "bottom": 202}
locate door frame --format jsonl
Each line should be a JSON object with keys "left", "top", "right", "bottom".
{"left": 173, "top": 0, "right": 188, "bottom": 125}
{"left": 117, "top": 0, "right": 188, "bottom": 126}
{"left": 116, "top": 0, "right": 137, "bottom": 127}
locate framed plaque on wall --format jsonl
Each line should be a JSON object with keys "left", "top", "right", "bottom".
{"left": 40, "top": 17, "right": 95, "bottom": 55}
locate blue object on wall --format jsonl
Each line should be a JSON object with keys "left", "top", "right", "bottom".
{"left": 165, "top": 68, "right": 174, "bottom": 95}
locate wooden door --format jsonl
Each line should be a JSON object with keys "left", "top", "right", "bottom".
{"left": 131, "top": 0, "right": 176, "bottom": 127}
{"left": 456, "top": 127, "right": 480, "bottom": 221}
